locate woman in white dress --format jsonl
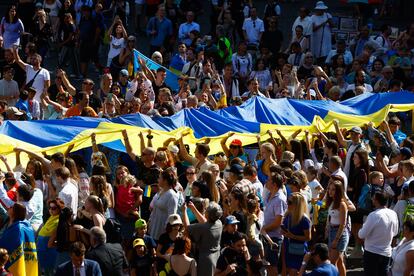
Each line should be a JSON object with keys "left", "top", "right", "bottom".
{"left": 310, "top": 1, "right": 333, "bottom": 62}
{"left": 391, "top": 216, "right": 414, "bottom": 276}
{"left": 106, "top": 17, "right": 127, "bottom": 67}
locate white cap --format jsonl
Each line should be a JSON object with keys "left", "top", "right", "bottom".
{"left": 168, "top": 144, "right": 179, "bottom": 154}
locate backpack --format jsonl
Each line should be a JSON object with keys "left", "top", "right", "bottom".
{"left": 103, "top": 218, "right": 122, "bottom": 243}
{"left": 358, "top": 184, "right": 383, "bottom": 215}
{"left": 358, "top": 183, "right": 373, "bottom": 213}
{"left": 403, "top": 200, "right": 414, "bottom": 224}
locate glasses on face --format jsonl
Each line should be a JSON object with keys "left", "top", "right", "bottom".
{"left": 229, "top": 145, "right": 239, "bottom": 149}
{"left": 49, "top": 206, "right": 58, "bottom": 210}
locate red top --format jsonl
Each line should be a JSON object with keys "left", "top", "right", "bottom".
{"left": 116, "top": 184, "right": 136, "bottom": 214}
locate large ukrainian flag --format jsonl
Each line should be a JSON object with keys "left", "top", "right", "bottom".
{"left": 0, "top": 220, "right": 38, "bottom": 276}
{"left": 0, "top": 92, "right": 413, "bottom": 164}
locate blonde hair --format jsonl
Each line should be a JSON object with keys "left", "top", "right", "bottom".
{"left": 287, "top": 192, "right": 308, "bottom": 226}
{"left": 121, "top": 175, "right": 137, "bottom": 187}
{"left": 0, "top": 248, "right": 9, "bottom": 266}
{"left": 261, "top": 142, "right": 276, "bottom": 159}
{"left": 282, "top": 151, "right": 295, "bottom": 163}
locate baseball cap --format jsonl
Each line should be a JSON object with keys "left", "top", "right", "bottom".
{"left": 168, "top": 145, "right": 179, "bottom": 154}
{"left": 230, "top": 139, "right": 243, "bottom": 147}
{"left": 304, "top": 159, "right": 315, "bottom": 170}
{"left": 133, "top": 238, "right": 146, "bottom": 248}
{"left": 225, "top": 215, "right": 240, "bottom": 225}
{"left": 349, "top": 126, "right": 362, "bottom": 134}
{"left": 134, "top": 218, "right": 147, "bottom": 229}
{"left": 167, "top": 214, "right": 182, "bottom": 226}
{"left": 226, "top": 164, "right": 244, "bottom": 175}
{"left": 6, "top": 107, "right": 23, "bottom": 117}
{"left": 119, "top": 69, "right": 129, "bottom": 77}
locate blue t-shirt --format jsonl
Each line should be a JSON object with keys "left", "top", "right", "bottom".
{"left": 305, "top": 263, "right": 339, "bottom": 276}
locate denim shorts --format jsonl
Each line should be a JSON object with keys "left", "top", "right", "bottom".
{"left": 264, "top": 237, "right": 282, "bottom": 266}
{"left": 328, "top": 226, "right": 349, "bottom": 252}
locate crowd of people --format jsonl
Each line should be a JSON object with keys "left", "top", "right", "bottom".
{"left": 0, "top": 0, "right": 413, "bottom": 275}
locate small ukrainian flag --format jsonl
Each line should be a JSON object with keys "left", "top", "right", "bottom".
{"left": 144, "top": 185, "right": 151, "bottom": 198}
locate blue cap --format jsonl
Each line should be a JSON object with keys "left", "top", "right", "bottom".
{"left": 225, "top": 215, "right": 240, "bottom": 225}
{"left": 226, "top": 164, "right": 244, "bottom": 175}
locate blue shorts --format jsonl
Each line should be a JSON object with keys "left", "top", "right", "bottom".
{"left": 264, "top": 237, "right": 282, "bottom": 266}
{"left": 328, "top": 226, "right": 349, "bottom": 252}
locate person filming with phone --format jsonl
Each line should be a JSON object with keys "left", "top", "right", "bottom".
{"left": 215, "top": 231, "right": 251, "bottom": 276}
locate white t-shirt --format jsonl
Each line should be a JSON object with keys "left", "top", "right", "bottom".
{"left": 308, "top": 179, "right": 323, "bottom": 199}
{"left": 108, "top": 36, "right": 125, "bottom": 60}
{"left": 232, "top": 53, "right": 253, "bottom": 78}
{"left": 291, "top": 16, "right": 313, "bottom": 37}
{"left": 242, "top": 17, "right": 265, "bottom": 45}
{"left": 25, "top": 65, "right": 50, "bottom": 102}
{"left": 391, "top": 239, "right": 414, "bottom": 276}
{"left": 346, "top": 83, "right": 373, "bottom": 93}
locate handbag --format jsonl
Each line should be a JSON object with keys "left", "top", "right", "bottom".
{"left": 288, "top": 242, "right": 305, "bottom": 256}
{"left": 24, "top": 68, "right": 42, "bottom": 90}
{"left": 287, "top": 216, "right": 305, "bottom": 256}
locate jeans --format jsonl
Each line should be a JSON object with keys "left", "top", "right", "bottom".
{"left": 363, "top": 250, "right": 390, "bottom": 276}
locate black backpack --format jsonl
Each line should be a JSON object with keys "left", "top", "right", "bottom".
{"left": 103, "top": 218, "right": 122, "bottom": 243}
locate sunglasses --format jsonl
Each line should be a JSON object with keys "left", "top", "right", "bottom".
{"left": 229, "top": 145, "right": 240, "bottom": 149}
{"left": 49, "top": 206, "right": 58, "bottom": 210}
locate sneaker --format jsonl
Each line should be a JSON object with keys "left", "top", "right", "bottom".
{"left": 348, "top": 246, "right": 364, "bottom": 259}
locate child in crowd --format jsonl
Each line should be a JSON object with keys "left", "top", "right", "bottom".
{"left": 246, "top": 197, "right": 265, "bottom": 261}
{"left": 132, "top": 218, "right": 157, "bottom": 258}
{"left": 130, "top": 238, "right": 154, "bottom": 276}
{"left": 15, "top": 90, "right": 32, "bottom": 120}
{"left": 27, "top": 87, "right": 41, "bottom": 120}
{"left": 307, "top": 166, "right": 324, "bottom": 201}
